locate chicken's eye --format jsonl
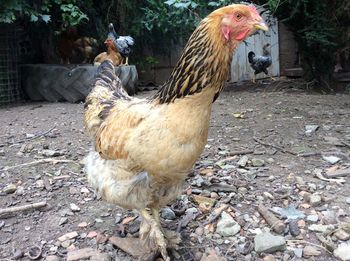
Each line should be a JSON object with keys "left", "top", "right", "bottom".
{"left": 235, "top": 13, "right": 242, "bottom": 20}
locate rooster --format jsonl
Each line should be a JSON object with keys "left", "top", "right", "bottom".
{"left": 84, "top": 4, "right": 267, "bottom": 260}
{"left": 248, "top": 43, "right": 273, "bottom": 83}
{"left": 106, "top": 23, "right": 134, "bottom": 65}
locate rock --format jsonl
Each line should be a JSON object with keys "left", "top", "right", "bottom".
{"left": 346, "top": 197, "right": 350, "bottom": 205}
{"left": 195, "top": 251, "right": 203, "bottom": 261}
{"left": 216, "top": 211, "right": 241, "bottom": 237}
{"left": 78, "top": 222, "right": 88, "bottom": 228}
{"left": 201, "top": 249, "right": 226, "bottom": 261}
{"left": 161, "top": 207, "right": 176, "bottom": 220}
{"left": 61, "top": 240, "right": 71, "bottom": 248}
{"left": 321, "top": 210, "right": 337, "bottom": 224}
{"left": 308, "top": 224, "right": 335, "bottom": 233}
{"left": 251, "top": 158, "right": 265, "bottom": 167}
{"left": 80, "top": 187, "right": 90, "bottom": 194}
{"left": 45, "top": 255, "right": 60, "bottom": 261}
{"left": 309, "top": 194, "right": 322, "bottom": 207}
{"left": 293, "top": 248, "right": 303, "bottom": 258}
{"left": 15, "top": 186, "right": 25, "bottom": 195}
{"left": 87, "top": 231, "right": 98, "bottom": 238}
{"left": 192, "top": 195, "right": 216, "bottom": 213}
{"left": 238, "top": 155, "right": 249, "bottom": 167}
{"left": 289, "top": 220, "right": 300, "bottom": 237}
{"left": 70, "top": 203, "right": 81, "bottom": 212}
{"left": 334, "top": 230, "right": 350, "bottom": 241}
{"left": 3, "top": 184, "right": 17, "bottom": 194}
{"left": 306, "top": 215, "right": 319, "bottom": 223}
{"left": 303, "top": 246, "right": 321, "bottom": 256}
{"left": 305, "top": 125, "right": 319, "bottom": 135}
{"left": 263, "top": 255, "right": 276, "bottom": 261}
{"left": 195, "top": 227, "right": 204, "bottom": 237}
{"left": 58, "top": 231, "right": 78, "bottom": 242}
{"left": 263, "top": 191, "right": 274, "bottom": 200}
{"left": 322, "top": 155, "right": 341, "bottom": 164}
{"left": 67, "top": 248, "right": 110, "bottom": 261}
{"left": 254, "top": 232, "right": 286, "bottom": 253}
{"left": 334, "top": 244, "right": 350, "bottom": 261}
{"left": 59, "top": 217, "right": 68, "bottom": 226}
{"left": 266, "top": 158, "right": 275, "bottom": 164}
{"left": 42, "top": 149, "right": 65, "bottom": 157}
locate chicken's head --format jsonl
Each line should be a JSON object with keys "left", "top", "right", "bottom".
{"left": 209, "top": 4, "right": 268, "bottom": 43}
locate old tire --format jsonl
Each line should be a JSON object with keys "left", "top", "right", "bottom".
{"left": 115, "top": 65, "right": 138, "bottom": 96}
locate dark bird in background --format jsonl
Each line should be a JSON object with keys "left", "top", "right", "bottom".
{"left": 107, "top": 23, "right": 134, "bottom": 65}
{"left": 248, "top": 43, "right": 274, "bottom": 83}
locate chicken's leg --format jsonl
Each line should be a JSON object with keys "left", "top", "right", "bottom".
{"left": 139, "top": 209, "right": 170, "bottom": 261}
{"left": 252, "top": 74, "right": 256, "bottom": 83}
{"left": 125, "top": 57, "right": 129, "bottom": 66}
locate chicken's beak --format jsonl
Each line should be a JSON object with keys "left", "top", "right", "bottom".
{"left": 254, "top": 21, "right": 268, "bottom": 31}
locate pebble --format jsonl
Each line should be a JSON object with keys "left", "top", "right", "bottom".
{"left": 195, "top": 227, "right": 204, "bottom": 237}
{"left": 305, "top": 125, "right": 319, "bottom": 135}
{"left": 42, "top": 149, "right": 64, "bottom": 157}
{"left": 78, "top": 222, "right": 88, "bottom": 228}
{"left": 161, "top": 207, "right": 176, "bottom": 220}
{"left": 321, "top": 210, "right": 337, "bottom": 224}
{"left": 216, "top": 212, "right": 241, "bottom": 237}
{"left": 58, "top": 231, "right": 78, "bottom": 242}
{"left": 254, "top": 232, "right": 286, "bottom": 253}
{"left": 44, "top": 255, "right": 60, "bottom": 261}
{"left": 308, "top": 224, "right": 335, "bottom": 233}
{"left": 70, "top": 203, "right": 81, "bottom": 212}
{"left": 334, "top": 230, "right": 350, "bottom": 241}
{"left": 266, "top": 158, "right": 275, "bottom": 164}
{"left": 346, "top": 197, "right": 350, "bottom": 205}
{"left": 263, "top": 191, "right": 274, "bottom": 200}
{"left": 309, "top": 194, "right": 322, "bottom": 207}
{"left": 61, "top": 240, "right": 71, "bottom": 248}
{"left": 333, "top": 243, "right": 350, "bottom": 261}
{"left": 194, "top": 251, "right": 203, "bottom": 261}
{"left": 297, "top": 219, "right": 306, "bottom": 228}
{"left": 238, "top": 187, "right": 248, "bottom": 194}
{"left": 263, "top": 255, "right": 275, "bottom": 261}
{"left": 59, "top": 217, "right": 68, "bottom": 226}
{"left": 15, "top": 186, "right": 25, "bottom": 195}
{"left": 3, "top": 183, "right": 17, "bottom": 194}
{"left": 289, "top": 220, "right": 300, "bottom": 237}
{"left": 238, "top": 155, "right": 249, "bottom": 167}
{"left": 303, "top": 245, "right": 321, "bottom": 256}
{"left": 293, "top": 248, "right": 303, "bottom": 258}
{"left": 322, "top": 155, "right": 341, "bottom": 164}
{"left": 306, "top": 215, "right": 319, "bottom": 223}
{"left": 251, "top": 158, "right": 265, "bottom": 167}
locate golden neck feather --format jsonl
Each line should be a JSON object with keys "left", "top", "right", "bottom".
{"left": 153, "top": 16, "right": 235, "bottom": 104}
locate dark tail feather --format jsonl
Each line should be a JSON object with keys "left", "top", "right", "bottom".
{"left": 94, "top": 60, "right": 119, "bottom": 91}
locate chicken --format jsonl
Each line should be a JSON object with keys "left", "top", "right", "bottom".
{"left": 248, "top": 43, "right": 273, "bottom": 83}
{"left": 93, "top": 37, "right": 123, "bottom": 66}
{"left": 74, "top": 37, "right": 98, "bottom": 63}
{"left": 84, "top": 4, "right": 267, "bottom": 260}
{"left": 57, "top": 27, "right": 78, "bottom": 64}
{"left": 107, "top": 23, "right": 134, "bottom": 65}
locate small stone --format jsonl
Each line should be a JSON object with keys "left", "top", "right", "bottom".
{"left": 293, "top": 248, "right": 303, "bottom": 258}
{"left": 87, "top": 231, "right": 98, "bottom": 238}
{"left": 15, "top": 186, "right": 25, "bottom": 195}
{"left": 254, "top": 232, "right": 286, "bottom": 253}
{"left": 194, "top": 251, "right": 203, "bottom": 261}
{"left": 3, "top": 184, "right": 17, "bottom": 194}
{"left": 238, "top": 155, "right": 249, "bottom": 167}
{"left": 251, "top": 158, "right": 265, "bottom": 167}
{"left": 263, "top": 255, "right": 275, "bottom": 261}
{"left": 80, "top": 187, "right": 90, "bottom": 194}
{"left": 289, "top": 220, "right": 300, "bottom": 237}
{"left": 305, "top": 125, "right": 319, "bottom": 135}
{"left": 321, "top": 210, "right": 337, "bottom": 224}
{"left": 309, "top": 224, "right": 335, "bottom": 233}
{"left": 333, "top": 243, "right": 350, "bottom": 261}
{"left": 266, "top": 158, "right": 275, "bottom": 164}
{"left": 95, "top": 218, "right": 103, "bottom": 223}
{"left": 334, "top": 230, "right": 350, "bottom": 241}
{"left": 238, "top": 187, "right": 248, "bottom": 194}
{"left": 59, "top": 217, "right": 68, "bottom": 226}
{"left": 297, "top": 219, "right": 306, "bottom": 228}
{"left": 45, "top": 255, "right": 60, "bottom": 261}
{"left": 303, "top": 245, "right": 321, "bottom": 256}
{"left": 309, "top": 194, "right": 322, "bottom": 207}
{"left": 322, "top": 155, "right": 341, "bottom": 164}
{"left": 70, "top": 203, "right": 81, "bottom": 212}
{"left": 306, "top": 215, "right": 319, "bottom": 223}
{"left": 58, "top": 231, "right": 78, "bottom": 242}
{"left": 42, "top": 149, "right": 64, "bottom": 157}
{"left": 78, "top": 222, "right": 88, "bottom": 228}
{"left": 61, "top": 240, "right": 71, "bottom": 248}
{"left": 195, "top": 227, "right": 204, "bottom": 236}
{"left": 161, "top": 207, "right": 176, "bottom": 220}
{"left": 216, "top": 211, "right": 241, "bottom": 237}
{"left": 263, "top": 191, "right": 274, "bottom": 200}
{"left": 346, "top": 197, "right": 350, "bottom": 205}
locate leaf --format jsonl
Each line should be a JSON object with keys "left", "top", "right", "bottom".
{"left": 30, "top": 14, "right": 38, "bottom": 22}
{"left": 41, "top": 14, "right": 51, "bottom": 23}
{"left": 164, "top": 0, "right": 176, "bottom": 6}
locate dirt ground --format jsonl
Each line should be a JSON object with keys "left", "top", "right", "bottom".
{"left": 0, "top": 81, "right": 349, "bottom": 261}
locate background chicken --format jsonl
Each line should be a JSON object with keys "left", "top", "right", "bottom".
{"left": 84, "top": 4, "right": 267, "bottom": 260}
{"left": 248, "top": 43, "right": 273, "bottom": 83}
{"left": 74, "top": 37, "right": 98, "bottom": 63}
{"left": 107, "top": 23, "right": 134, "bottom": 65}
{"left": 93, "top": 27, "right": 123, "bottom": 66}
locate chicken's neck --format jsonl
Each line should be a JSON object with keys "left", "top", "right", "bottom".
{"left": 152, "top": 18, "right": 235, "bottom": 104}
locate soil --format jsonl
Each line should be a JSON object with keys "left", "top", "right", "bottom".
{"left": 0, "top": 81, "right": 349, "bottom": 261}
